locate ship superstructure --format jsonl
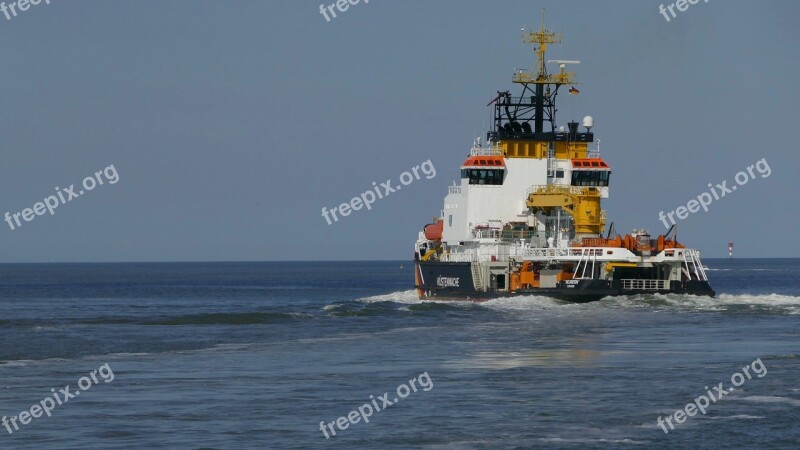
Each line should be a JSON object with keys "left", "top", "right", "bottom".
{"left": 413, "top": 14, "right": 714, "bottom": 302}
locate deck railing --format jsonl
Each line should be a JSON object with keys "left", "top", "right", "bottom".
{"left": 621, "top": 279, "right": 670, "bottom": 290}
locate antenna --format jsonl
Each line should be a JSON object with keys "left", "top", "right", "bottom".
{"left": 509, "top": 9, "right": 577, "bottom": 136}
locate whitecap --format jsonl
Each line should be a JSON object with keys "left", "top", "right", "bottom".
{"left": 706, "top": 414, "right": 765, "bottom": 420}
{"left": 358, "top": 289, "right": 421, "bottom": 304}
{"left": 733, "top": 395, "right": 800, "bottom": 407}
{"left": 538, "top": 437, "right": 647, "bottom": 445}
{"left": 716, "top": 293, "right": 800, "bottom": 307}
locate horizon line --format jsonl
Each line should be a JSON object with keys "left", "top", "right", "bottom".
{"left": 0, "top": 257, "right": 798, "bottom": 265}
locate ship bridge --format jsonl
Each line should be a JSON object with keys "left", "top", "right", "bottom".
{"left": 460, "top": 155, "right": 506, "bottom": 186}
{"left": 570, "top": 158, "right": 611, "bottom": 187}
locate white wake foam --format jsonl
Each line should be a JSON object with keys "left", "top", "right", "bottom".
{"left": 602, "top": 292, "right": 800, "bottom": 314}
{"left": 358, "top": 290, "right": 567, "bottom": 311}
{"left": 716, "top": 293, "right": 800, "bottom": 306}
{"left": 355, "top": 290, "right": 800, "bottom": 314}
{"left": 357, "top": 289, "right": 423, "bottom": 304}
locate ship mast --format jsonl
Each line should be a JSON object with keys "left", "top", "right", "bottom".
{"left": 490, "top": 10, "right": 580, "bottom": 142}
{"left": 514, "top": 10, "right": 577, "bottom": 134}
{"left": 486, "top": 11, "right": 605, "bottom": 238}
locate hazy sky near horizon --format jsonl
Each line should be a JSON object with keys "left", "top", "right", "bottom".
{"left": 1, "top": 0, "right": 798, "bottom": 262}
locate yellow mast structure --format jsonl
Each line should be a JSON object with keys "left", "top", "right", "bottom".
{"left": 513, "top": 10, "right": 576, "bottom": 86}
{"left": 498, "top": 11, "right": 605, "bottom": 236}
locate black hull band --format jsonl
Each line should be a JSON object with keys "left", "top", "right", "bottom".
{"left": 415, "top": 262, "right": 715, "bottom": 303}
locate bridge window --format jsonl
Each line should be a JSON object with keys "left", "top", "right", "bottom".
{"left": 462, "top": 168, "right": 505, "bottom": 185}
{"left": 571, "top": 170, "right": 610, "bottom": 187}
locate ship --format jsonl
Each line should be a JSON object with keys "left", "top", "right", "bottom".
{"left": 413, "top": 13, "right": 714, "bottom": 302}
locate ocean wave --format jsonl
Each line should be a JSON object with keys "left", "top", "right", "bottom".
{"left": 355, "top": 290, "right": 571, "bottom": 317}
{"left": 733, "top": 395, "right": 800, "bottom": 407}
{"left": 71, "top": 311, "right": 313, "bottom": 326}
{"left": 738, "top": 268, "right": 800, "bottom": 272}
{"left": 451, "top": 348, "right": 615, "bottom": 370}
{"left": 716, "top": 293, "right": 800, "bottom": 305}
{"left": 322, "top": 300, "right": 401, "bottom": 317}
{"left": 761, "top": 353, "right": 799, "bottom": 360}
{"left": 0, "top": 357, "right": 68, "bottom": 367}
{"left": 405, "top": 301, "right": 488, "bottom": 313}
{"left": 332, "top": 291, "right": 500, "bottom": 317}
{"left": 705, "top": 414, "right": 766, "bottom": 420}
{"left": 182, "top": 343, "right": 256, "bottom": 353}
{"left": 596, "top": 292, "right": 800, "bottom": 314}
{"left": 705, "top": 268, "right": 799, "bottom": 272}
{"left": 327, "top": 299, "right": 485, "bottom": 317}
{"left": 358, "top": 290, "right": 565, "bottom": 310}
{"left": 483, "top": 295, "right": 565, "bottom": 309}
{"left": 0, "top": 359, "right": 36, "bottom": 367}
{"left": 358, "top": 290, "right": 422, "bottom": 304}
{"left": 142, "top": 311, "right": 311, "bottom": 325}
{"left": 537, "top": 437, "right": 647, "bottom": 445}
{"left": 32, "top": 325, "right": 64, "bottom": 332}
{"left": 102, "top": 352, "right": 153, "bottom": 358}
{"left": 0, "top": 345, "right": 254, "bottom": 367}
{"left": 351, "top": 290, "right": 800, "bottom": 316}
{"left": 142, "top": 284, "right": 316, "bottom": 290}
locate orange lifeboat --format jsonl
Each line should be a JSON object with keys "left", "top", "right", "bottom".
{"left": 424, "top": 220, "right": 443, "bottom": 240}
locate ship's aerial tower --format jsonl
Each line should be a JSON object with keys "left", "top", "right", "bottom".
{"left": 512, "top": 9, "right": 576, "bottom": 136}
{"left": 487, "top": 10, "right": 608, "bottom": 238}
{"left": 488, "top": 9, "right": 591, "bottom": 159}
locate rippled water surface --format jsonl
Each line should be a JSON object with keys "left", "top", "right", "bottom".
{"left": 0, "top": 259, "right": 798, "bottom": 449}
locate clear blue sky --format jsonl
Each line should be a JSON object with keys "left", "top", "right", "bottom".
{"left": 1, "top": 0, "right": 798, "bottom": 262}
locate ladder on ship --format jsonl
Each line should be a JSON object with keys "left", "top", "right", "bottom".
{"left": 682, "top": 249, "right": 708, "bottom": 281}
{"left": 471, "top": 263, "right": 484, "bottom": 291}
{"left": 546, "top": 142, "right": 556, "bottom": 178}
